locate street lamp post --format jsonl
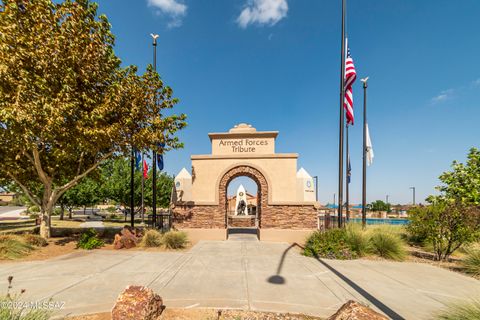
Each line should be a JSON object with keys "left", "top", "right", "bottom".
{"left": 313, "top": 176, "right": 318, "bottom": 202}
{"left": 386, "top": 195, "right": 389, "bottom": 205}
{"left": 151, "top": 33, "right": 159, "bottom": 228}
{"left": 410, "top": 187, "right": 416, "bottom": 205}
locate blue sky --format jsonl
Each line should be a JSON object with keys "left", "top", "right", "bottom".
{"left": 95, "top": 0, "right": 480, "bottom": 205}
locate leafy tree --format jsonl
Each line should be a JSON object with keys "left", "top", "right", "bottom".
{"left": 427, "top": 147, "right": 480, "bottom": 206}
{"left": 0, "top": 0, "right": 186, "bottom": 237}
{"left": 100, "top": 157, "right": 174, "bottom": 209}
{"left": 367, "top": 200, "right": 391, "bottom": 213}
{"left": 407, "top": 203, "right": 480, "bottom": 261}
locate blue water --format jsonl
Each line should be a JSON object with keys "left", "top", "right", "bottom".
{"left": 348, "top": 218, "right": 409, "bottom": 225}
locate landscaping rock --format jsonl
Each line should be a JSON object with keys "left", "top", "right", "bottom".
{"left": 111, "top": 285, "right": 163, "bottom": 320}
{"left": 113, "top": 227, "right": 140, "bottom": 249}
{"left": 328, "top": 300, "right": 388, "bottom": 320}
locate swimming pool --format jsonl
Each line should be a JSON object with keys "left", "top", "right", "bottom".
{"left": 348, "top": 218, "right": 409, "bottom": 225}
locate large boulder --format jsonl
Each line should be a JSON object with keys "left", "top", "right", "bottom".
{"left": 111, "top": 285, "right": 163, "bottom": 320}
{"left": 328, "top": 300, "right": 388, "bottom": 320}
{"left": 113, "top": 227, "right": 141, "bottom": 249}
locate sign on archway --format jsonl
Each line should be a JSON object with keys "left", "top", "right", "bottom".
{"left": 172, "top": 123, "right": 319, "bottom": 242}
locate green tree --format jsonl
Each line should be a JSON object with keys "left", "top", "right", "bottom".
{"left": 100, "top": 158, "right": 174, "bottom": 209}
{"left": 407, "top": 203, "right": 480, "bottom": 261}
{"left": 428, "top": 147, "right": 480, "bottom": 206}
{"left": 367, "top": 200, "right": 391, "bottom": 212}
{"left": 0, "top": 0, "right": 186, "bottom": 237}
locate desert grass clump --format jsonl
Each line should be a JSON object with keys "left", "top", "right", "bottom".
{"left": 140, "top": 229, "right": 163, "bottom": 247}
{"left": 23, "top": 234, "right": 48, "bottom": 247}
{"left": 162, "top": 231, "right": 188, "bottom": 249}
{"left": 462, "top": 249, "right": 480, "bottom": 277}
{"left": 435, "top": 299, "right": 480, "bottom": 320}
{"left": 345, "top": 224, "right": 371, "bottom": 257}
{"left": 0, "top": 235, "right": 34, "bottom": 260}
{"left": 304, "top": 228, "right": 357, "bottom": 259}
{"left": 369, "top": 230, "right": 406, "bottom": 261}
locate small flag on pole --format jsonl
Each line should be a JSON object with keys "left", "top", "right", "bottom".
{"left": 134, "top": 150, "right": 142, "bottom": 170}
{"left": 143, "top": 159, "right": 149, "bottom": 179}
{"left": 344, "top": 39, "right": 357, "bottom": 125}
{"left": 347, "top": 155, "right": 352, "bottom": 183}
{"left": 157, "top": 143, "right": 165, "bottom": 171}
{"left": 366, "top": 124, "right": 374, "bottom": 166}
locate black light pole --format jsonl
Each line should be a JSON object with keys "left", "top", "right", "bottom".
{"left": 337, "top": 0, "right": 347, "bottom": 228}
{"left": 410, "top": 187, "right": 416, "bottom": 205}
{"left": 313, "top": 176, "right": 318, "bottom": 202}
{"left": 361, "top": 77, "right": 369, "bottom": 229}
{"left": 130, "top": 148, "right": 135, "bottom": 227}
{"left": 151, "top": 33, "right": 159, "bottom": 228}
{"left": 345, "top": 124, "right": 350, "bottom": 222}
{"left": 333, "top": 193, "right": 336, "bottom": 208}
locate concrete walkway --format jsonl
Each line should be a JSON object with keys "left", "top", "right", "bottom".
{"left": 0, "top": 241, "right": 479, "bottom": 319}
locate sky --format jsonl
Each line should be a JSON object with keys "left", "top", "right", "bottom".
{"left": 94, "top": 0, "right": 480, "bottom": 205}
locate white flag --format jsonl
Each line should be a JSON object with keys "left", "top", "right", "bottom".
{"left": 366, "top": 124, "right": 374, "bottom": 166}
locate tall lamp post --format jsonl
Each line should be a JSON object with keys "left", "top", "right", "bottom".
{"left": 313, "top": 176, "right": 318, "bottom": 202}
{"left": 410, "top": 187, "right": 416, "bottom": 205}
{"left": 386, "top": 195, "right": 389, "bottom": 205}
{"left": 151, "top": 33, "right": 159, "bottom": 228}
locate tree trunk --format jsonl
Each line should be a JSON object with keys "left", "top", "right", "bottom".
{"left": 39, "top": 208, "right": 52, "bottom": 238}
{"left": 84, "top": 206, "right": 86, "bottom": 215}
{"left": 68, "top": 208, "right": 73, "bottom": 219}
{"left": 60, "top": 203, "right": 65, "bottom": 220}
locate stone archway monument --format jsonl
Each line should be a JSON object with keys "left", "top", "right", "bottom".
{"left": 172, "top": 123, "right": 319, "bottom": 243}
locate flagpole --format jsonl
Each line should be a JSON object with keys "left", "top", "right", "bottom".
{"left": 337, "top": 0, "right": 347, "bottom": 228}
{"left": 141, "top": 152, "right": 145, "bottom": 224}
{"left": 346, "top": 123, "right": 350, "bottom": 222}
{"left": 130, "top": 148, "right": 135, "bottom": 228}
{"left": 361, "top": 77, "right": 369, "bottom": 229}
{"left": 151, "top": 33, "right": 159, "bottom": 229}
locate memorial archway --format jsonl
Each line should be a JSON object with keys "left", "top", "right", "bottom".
{"left": 218, "top": 165, "right": 268, "bottom": 229}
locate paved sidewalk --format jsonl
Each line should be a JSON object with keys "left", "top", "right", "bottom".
{"left": 0, "top": 241, "right": 479, "bottom": 319}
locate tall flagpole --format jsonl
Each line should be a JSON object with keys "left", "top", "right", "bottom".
{"left": 361, "top": 77, "right": 369, "bottom": 229}
{"left": 141, "top": 152, "right": 145, "bottom": 224}
{"left": 151, "top": 33, "right": 159, "bottom": 228}
{"left": 346, "top": 124, "right": 350, "bottom": 222}
{"left": 130, "top": 148, "right": 135, "bottom": 228}
{"left": 337, "top": 0, "right": 347, "bottom": 228}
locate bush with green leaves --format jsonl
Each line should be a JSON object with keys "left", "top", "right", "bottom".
{"left": 369, "top": 230, "right": 406, "bottom": 261}
{"left": 435, "top": 299, "right": 480, "bottom": 320}
{"left": 0, "top": 236, "right": 34, "bottom": 260}
{"left": 162, "top": 231, "right": 188, "bottom": 249}
{"left": 407, "top": 203, "right": 480, "bottom": 261}
{"left": 462, "top": 248, "right": 480, "bottom": 277}
{"left": 140, "top": 229, "right": 163, "bottom": 247}
{"left": 22, "top": 234, "right": 47, "bottom": 247}
{"left": 304, "top": 228, "right": 357, "bottom": 259}
{"left": 77, "top": 229, "right": 104, "bottom": 250}
{"left": 28, "top": 205, "right": 40, "bottom": 213}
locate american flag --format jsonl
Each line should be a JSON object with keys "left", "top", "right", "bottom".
{"left": 344, "top": 45, "right": 357, "bottom": 125}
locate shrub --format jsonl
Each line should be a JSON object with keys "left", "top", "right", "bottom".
{"left": 435, "top": 299, "right": 480, "bottom": 320}
{"left": 162, "top": 231, "right": 188, "bottom": 249}
{"left": 141, "top": 229, "right": 163, "bottom": 247}
{"left": 345, "top": 224, "right": 371, "bottom": 257}
{"left": 463, "top": 249, "right": 480, "bottom": 277}
{"left": 23, "top": 234, "right": 48, "bottom": 247}
{"left": 28, "top": 205, "right": 40, "bottom": 213}
{"left": 407, "top": 203, "right": 480, "bottom": 261}
{"left": 369, "top": 230, "right": 406, "bottom": 261}
{"left": 77, "top": 229, "right": 104, "bottom": 250}
{"left": 304, "top": 229, "right": 356, "bottom": 259}
{"left": 0, "top": 236, "right": 34, "bottom": 260}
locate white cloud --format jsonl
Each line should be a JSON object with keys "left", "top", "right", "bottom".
{"left": 237, "top": 0, "right": 288, "bottom": 28}
{"left": 472, "top": 78, "right": 480, "bottom": 87}
{"left": 147, "top": 0, "right": 187, "bottom": 27}
{"left": 430, "top": 89, "right": 454, "bottom": 104}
